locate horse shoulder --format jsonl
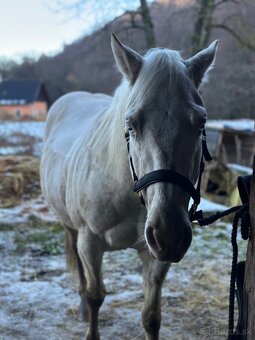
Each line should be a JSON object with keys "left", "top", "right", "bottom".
{"left": 41, "top": 91, "right": 113, "bottom": 228}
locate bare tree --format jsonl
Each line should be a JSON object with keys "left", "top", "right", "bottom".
{"left": 191, "top": 0, "right": 255, "bottom": 53}
{"left": 50, "top": 0, "right": 156, "bottom": 48}
{"left": 125, "top": 0, "right": 155, "bottom": 48}
{"left": 191, "top": 0, "right": 215, "bottom": 53}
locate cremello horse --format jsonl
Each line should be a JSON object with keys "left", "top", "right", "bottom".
{"left": 41, "top": 34, "right": 218, "bottom": 339}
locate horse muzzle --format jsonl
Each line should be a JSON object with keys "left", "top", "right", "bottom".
{"left": 145, "top": 218, "right": 192, "bottom": 263}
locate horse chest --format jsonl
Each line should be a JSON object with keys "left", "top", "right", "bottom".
{"left": 78, "top": 190, "right": 145, "bottom": 238}
{"left": 104, "top": 216, "right": 146, "bottom": 251}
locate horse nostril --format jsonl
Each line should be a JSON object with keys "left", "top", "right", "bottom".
{"left": 146, "top": 226, "right": 163, "bottom": 253}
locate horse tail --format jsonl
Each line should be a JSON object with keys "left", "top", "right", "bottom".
{"left": 65, "top": 226, "right": 79, "bottom": 276}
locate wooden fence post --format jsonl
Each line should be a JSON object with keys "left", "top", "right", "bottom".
{"left": 243, "top": 157, "right": 255, "bottom": 339}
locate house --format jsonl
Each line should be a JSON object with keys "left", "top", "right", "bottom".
{"left": 0, "top": 80, "right": 50, "bottom": 120}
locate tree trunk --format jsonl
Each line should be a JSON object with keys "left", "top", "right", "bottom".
{"left": 140, "top": 0, "right": 156, "bottom": 49}
{"left": 191, "top": 0, "right": 215, "bottom": 54}
{"left": 243, "top": 156, "right": 255, "bottom": 339}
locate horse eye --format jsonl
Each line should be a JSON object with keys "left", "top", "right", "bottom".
{"left": 125, "top": 117, "right": 137, "bottom": 133}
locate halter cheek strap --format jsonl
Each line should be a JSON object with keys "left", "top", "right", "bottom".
{"left": 125, "top": 128, "right": 212, "bottom": 221}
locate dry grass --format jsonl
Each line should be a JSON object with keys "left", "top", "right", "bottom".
{"left": 0, "top": 155, "right": 40, "bottom": 207}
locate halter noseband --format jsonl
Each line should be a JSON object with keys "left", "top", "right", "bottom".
{"left": 125, "top": 129, "right": 212, "bottom": 221}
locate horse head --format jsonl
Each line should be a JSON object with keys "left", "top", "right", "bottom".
{"left": 111, "top": 34, "right": 218, "bottom": 262}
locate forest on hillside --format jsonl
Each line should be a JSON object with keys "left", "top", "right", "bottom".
{"left": 0, "top": 0, "right": 255, "bottom": 119}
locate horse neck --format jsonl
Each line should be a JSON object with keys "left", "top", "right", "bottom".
{"left": 93, "top": 81, "right": 132, "bottom": 186}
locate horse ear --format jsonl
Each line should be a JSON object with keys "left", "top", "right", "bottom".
{"left": 186, "top": 40, "right": 219, "bottom": 89}
{"left": 111, "top": 33, "right": 143, "bottom": 84}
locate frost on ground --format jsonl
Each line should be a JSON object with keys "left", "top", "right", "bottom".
{"left": 0, "top": 213, "right": 247, "bottom": 340}
{"left": 0, "top": 121, "right": 45, "bottom": 157}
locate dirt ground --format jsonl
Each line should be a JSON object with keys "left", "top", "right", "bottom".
{"left": 0, "top": 206, "right": 247, "bottom": 340}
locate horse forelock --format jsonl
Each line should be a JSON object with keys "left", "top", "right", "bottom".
{"left": 128, "top": 48, "right": 186, "bottom": 108}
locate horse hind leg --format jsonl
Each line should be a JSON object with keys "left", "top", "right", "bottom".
{"left": 77, "top": 227, "right": 105, "bottom": 340}
{"left": 65, "top": 226, "right": 88, "bottom": 321}
{"left": 139, "top": 250, "right": 170, "bottom": 340}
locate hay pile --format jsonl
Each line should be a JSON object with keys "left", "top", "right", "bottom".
{"left": 204, "top": 161, "right": 240, "bottom": 207}
{"left": 0, "top": 155, "right": 40, "bottom": 208}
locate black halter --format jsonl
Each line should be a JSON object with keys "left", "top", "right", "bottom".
{"left": 125, "top": 129, "right": 212, "bottom": 221}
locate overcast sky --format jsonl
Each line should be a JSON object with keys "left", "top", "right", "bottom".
{"left": 0, "top": 0, "right": 147, "bottom": 61}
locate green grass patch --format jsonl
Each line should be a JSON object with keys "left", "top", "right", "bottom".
{"left": 14, "top": 224, "right": 64, "bottom": 255}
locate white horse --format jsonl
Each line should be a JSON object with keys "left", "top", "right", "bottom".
{"left": 40, "top": 34, "right": 218, "bottom": 339}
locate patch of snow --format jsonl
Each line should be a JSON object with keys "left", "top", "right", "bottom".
{"left": 207, "top": 119, "right": 255, "bottom": 133}
{"left": 0, "top": 146, "right": 27, "bottom": 155}
{"left": 198, "top": 198, "right": 228, "bottom": 212}
{"left": 188, "top": 197, "right": 228, "bottom": 213}
{"left": 0, "top": 121, "right": 45, "bottom": 139}
{"left": 161, "top": 290, "right": 184, "bottom": 299}
{"left": 227, "top": 163, "right": 253, "bottom": 175}
{"left": 0, "top": 99, "right": 26, "bottom": 105}
{"left": 0, "top": 195, "right": 57, "bottom": 224}
{"left": 106, "top": 290, "right": 142, "bottom": 304}
{"left": 0, "top": 121, "right": 45, "bottom": 157}
{"left": 123, "top": 274, "right": 143, "bottom": 285}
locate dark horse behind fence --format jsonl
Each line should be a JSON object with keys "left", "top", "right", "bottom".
{"left": 40, "top": 34, "right": 218, "bottom": 339}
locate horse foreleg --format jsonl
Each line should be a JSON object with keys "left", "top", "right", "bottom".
{"left": 65, "top": 226, "right": 88, "bottom": 320}
{"left": 139, "top": 250, "right": 170, "bottom": 340}
{"left": 77, "top": 227, "right": 105, "bottom": 340}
